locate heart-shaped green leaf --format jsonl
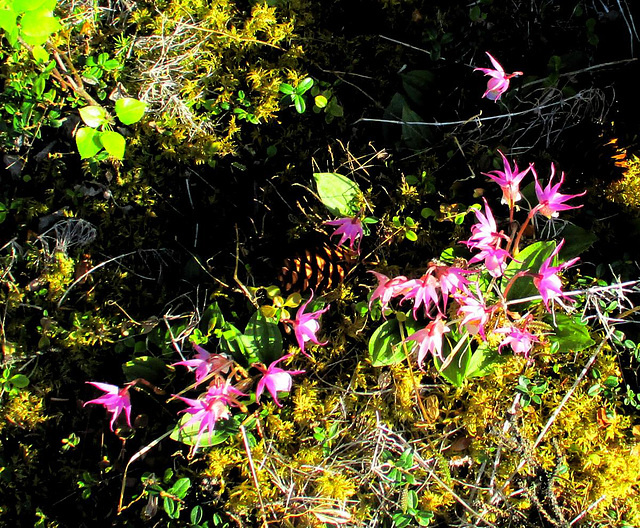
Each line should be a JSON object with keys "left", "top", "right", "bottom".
{"left": 75, "top": 127, "right": 102, "bottom": 159}
{"left": 99, "top": 130, "right": 126, "bottom": 159}
{"left": 115, "top": 97, "right": 146, "bottom": 125}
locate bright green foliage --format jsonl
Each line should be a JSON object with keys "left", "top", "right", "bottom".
{"left": 0, "top": 48, "right": 62, "bottom": 148}
{"left": 314, "top": 171, "right": 362, "bottom": 216}
{"left": 75, "top": 98, "right": 146, "bottom": 159}
{"left": 0, "top": 0, "right": 60, "bottom": 52}
{"left": 279, "top": 76, "right": 313, "bottom": 113}
{"left": 0, "top": 367, "right": 29, "bottom": 397}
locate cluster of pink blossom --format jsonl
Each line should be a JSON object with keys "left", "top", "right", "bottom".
{"left": 368, "top": 152, "right": 584, "bottom": 369}
{"left": 86, "top": 140, "right": 585, "bottom": 446}
{"left": 85, "top": 294, "right": 326, "bottom": 445}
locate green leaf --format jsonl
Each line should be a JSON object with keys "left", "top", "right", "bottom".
{"left": 502, "top": 241, "right": 557, "bottom": 304}
{"left": 421, "top": 207, "right": 436, "bottom": 219}
{"left": 279, "top": 83, "right": 294, "bottom": 95}
{"left": 8, "top": 373, "right": 29, "bottom": 388}
{"left": 405, "top": 230, "right": 418, "bottom": 242}
{"left": 558, "top": 224, "right": 597, "bottom": 261}
{"left": 464, "top": 342, "right": 505, "bottom": 379}
{"left": 168, "top": 477, "right": 191, "bottom": 499}
{"left": 415, "top": 511, "right": 434, "bottom": 526}
{"left": 122, "top": 356, "right": 169, "bottom": 384}
{"left": 326, "top": 98, "right": 344, "bottom": 117}
{"left": 79, "top": 106, "right": 108, "bottom": 128}
{"left": 13, "top": 0, "right": 47, "bottom": 11}
{"left": 99, "top": 130, "right": 126, "bottom": 159}
{"left": 293, "top": 94, "right": 306, "bottom": 114}
{"left": 0, "top": 201, "right": 8, "bottom": 224}
{"left": 433, "top": 330, "right": 473, "bottom": 387}
{"left": 243, "top": 310, "right": 283, "bottom": 364}
{"left": 0, "top": 9, "right": 18, "bottom": 35}
{"left": 75, "top": 127, "right": 102, "bottom": 159}
{"left": 547, "top": 313, "right": 595, "bottom": 353}
{"left": 115, "top": 98, "right": 146, "bottom": 125}
{"left": 218, "top": 322, "right": 248, "bottom": 363}
{"left": 313, "top": 172, "right": 361, "bottom": 216}
{"left": 401, "top": 103, "right": 430, "bottom": 150}
{"left": 296, "top": 77, "right": 314, "bottom": 94}
{"left": 368, "top": 319, "right": 406, "bottom": 367}
{"left": 19, "top": 9, "right": 60, "bottom": 46}
{"left": 163, "top": 496, "right": 176, "bottom": 518}
{"left": 314, "top": 94, "right": 328, "bottom": 108}
{"left": 406, "top": 489, "right": 418, "bottom": 510}
{"left": 190, "top": 505, "right": 203, "bottom": 525}
{"left": 31, "top": 44, "right": 49, "bottom": 62}
{"left": 170, "top": 413, "right": 240, "bottom": 447}
{"left": 400, "top": 70, "right": 434, "bottom": 109}
{"left": 392, "top": 513, "right": 412, "bottom": 528}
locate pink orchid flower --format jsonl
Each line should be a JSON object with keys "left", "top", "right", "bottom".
{"left": 406, "top": 316, "right": 450, "bottom": 367}
{"left": 290, "top": 292, "right": 329, "bottom": 356}
{"left": 533, "top": 240, "right": 579, "bottom": 310}
{"left": 433, "top": 265, "right": 472, "bottom": 312}
{"left": 495, "top": 326, "right": 539, "bottom": 357}
{"left": 85, "top": 381, "right": 132, "bottom": 432}
{"left": 172, "top": 345, "right": 232, "bottom": 384}
{"left": 474, "top": 52, "right": 523, "bottom": 101}
{"left": 456, "top": 292, "right": 494, "bottom": 338}
{"left": 176, "top": 382, "right": 246, "bottom": 451}
{"left": 464, "top": 199, "right": 508, "bottom": 251}
{"left": 483, "top": 151, "right": 532, "bottom": 209}
{"left": 325, "top": 217, "right": 363, "bottom": 253}
{"left": 533, "top": 163, "right": 586, "bottom": 218}
{"left": 255, "top": 355, "right": 305, "bottom": 407}
{"left": 368, "top": 271, "right": 411, "bottom": 312}
{"left": 469, "top": 246, "right": 512, "bottom": 278}
{"left": 401, "top": 273, "right": 440, "bottom": 318}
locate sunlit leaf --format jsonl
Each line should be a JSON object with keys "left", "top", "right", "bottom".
{"left": 115, "top": 97, "right": 146, "bottom": 125}
{"left": 79, "top": 106, "right": 108, "bottom": 128}
{"left": 547, "top": 313, "right": 595, "bottom": 353}
{"left": 75, "top": 127, "right": 102, "bottom": 159}
{"left": 243, "top": 310, "right": 283, "bottom": 364}
{"left": 502, "top": 241, "right": 556, "bottom": 303}
{"left": 313, "top": 172, "right": 361, "bottom": 216}
{"left": 99, "top": 130, "right": 126, "bottom": 159}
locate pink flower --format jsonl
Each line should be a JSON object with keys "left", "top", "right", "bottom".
{"left": 176, "top": 382, "right": 246, "bottom": 451}
{"left": 533, "top": 163, "right": 585, "bottom": 218}
{"left": 464, "top": 199, "right": 508, "bottom": 251}
{"left": 495, "top": 326, "right": 539, "bottom": 356}
{"left": 325, "top": 217, "right": 363, "bottom": 253}
{"left": 255, "top": 355, "right": 305, "bottom": 407}
{"left": 85, "top": 381, "right": 132, "bottom": 432}
{"left": 368, "top": 271, "right": 411, "bottom": 312}
{"left": 469, "top": 246, "right": 512, "bottom": 278}
{"left": 456, "top": 292, "right": 493, "bottom": 337}
{"left": 172, "top": 345, "right": 231, "bottom": 384}
{"left": 406, "top": 317, "right": 450, "bottom": 367}
{"left": 533, "top": 240, "right": 579, "bottom": 310}
{"left": 474, "top": 52, "right": 523, "bottom": 101}
{"left": 433, "top": 265, "right": 472, "bottom": 312}
{"left": 402, "top": 273, "right": 440, "bottom": 318}
{"left": 483, "top": 151, "right": 532, "bottom": 208}
{"left": 290, "top": 292, "right": 329, "bottom": 355}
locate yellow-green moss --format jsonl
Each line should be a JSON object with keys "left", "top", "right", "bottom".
{"left": 0, "top": 391, "right": 49, "bottom": 432}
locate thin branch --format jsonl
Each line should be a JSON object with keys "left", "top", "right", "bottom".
{"left": 354, "top": 93, "right": 589, "bottom": 127}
